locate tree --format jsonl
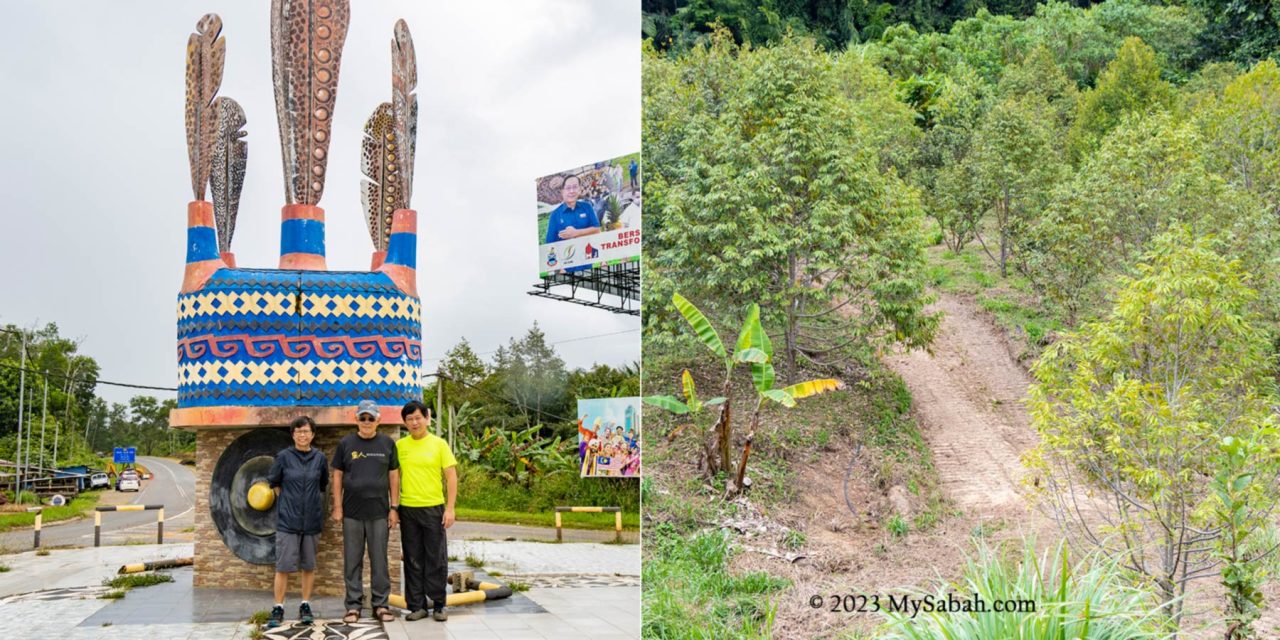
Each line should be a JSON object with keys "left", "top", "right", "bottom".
{"left": 969, "top": 93, "right": 1064, "bottom": 277}
{"left": 491, "top": 324, "right": 568, "bottom": 430}
{"left": 1188, "top": 0, "right": 1280, "bottom": 65}
{"left": 1026, "top": 230, "right": 1280, "bottom": 631}
{"left": 1068, "top": 37, "right": 1174, "bottom": 161}
{"left": 644, "top": 32, "right": 938, "bottom": 374}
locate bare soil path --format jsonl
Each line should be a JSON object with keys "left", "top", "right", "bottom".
{"left": 884, "top": 294, "right": 1040, "bottom": 515}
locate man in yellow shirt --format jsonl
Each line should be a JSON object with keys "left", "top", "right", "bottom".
{"left": 396, "top": 400, "right": 458, "bottom": 622}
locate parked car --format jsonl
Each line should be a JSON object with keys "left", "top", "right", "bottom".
{"left": 89, "top": 472, "right": 109, "bottom": 489}
{"left": 141, "top": 472, "right": 152, "bottom": 480}
{"left": 116, "top": 476, "right": 140, "bottom": 492}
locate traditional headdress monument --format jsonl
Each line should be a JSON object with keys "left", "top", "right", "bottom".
{"left": 168, "top": 1, "right": 422, "bottom": 594}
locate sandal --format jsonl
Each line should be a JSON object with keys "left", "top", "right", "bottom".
{"left": 343, "top": 610, "right": 360, "bottom": 624}
{"left": 376, "top": 607, "right": 396, "bottom": 622}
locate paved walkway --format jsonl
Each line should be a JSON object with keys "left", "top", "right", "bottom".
{"left": 0, "top": 540, "right": 639, "bottom": 639}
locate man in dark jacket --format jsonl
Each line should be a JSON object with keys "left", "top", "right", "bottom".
{"left": 266, "top": 416, "right": 329, "bottom": 628}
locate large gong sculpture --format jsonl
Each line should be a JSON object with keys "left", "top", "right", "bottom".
{"left": 169, "top": 1, "right": 423, "bottom": 593}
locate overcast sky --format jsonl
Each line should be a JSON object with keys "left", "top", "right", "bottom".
{"left": 0, "top": 1, "right": 640, "bottom": 405}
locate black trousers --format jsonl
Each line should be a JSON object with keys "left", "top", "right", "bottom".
{"left": 400, "top": 505, "right": 447, "bottom": 611}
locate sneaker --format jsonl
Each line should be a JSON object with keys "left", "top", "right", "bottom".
{"left": 432, "top": 608, "right": 448, "bottom": 622}
{"left": 405, "top": 608, "right": 430, "bottom": 621}
{"left": 299, "top": 601, "right": 314, "bottom": 625}
{"left": 267, "top": 605, "right": 285, "bottom": 628}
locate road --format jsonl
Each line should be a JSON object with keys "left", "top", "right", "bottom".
{"left": 0, "top": 456, "right": 196, "bottom": 550}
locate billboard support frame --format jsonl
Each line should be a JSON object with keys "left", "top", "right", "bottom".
{"left": 527, "top": 260, "right": 639, "bottom": 316}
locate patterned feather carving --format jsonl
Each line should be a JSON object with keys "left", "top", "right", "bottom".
{"left": 391, "top": 19, "right": 418, "bottom": 209}
{"left": 185, "top": 13, "right": 225, "bottom": 201}
{"left": 210, "top": 97, "right": 247, "bottom": 254}
{"left": 361, "top": 102, "right": 395, "bottom": 251}
{"left": 270, "top": 0, "right": 349, "bottom": 205}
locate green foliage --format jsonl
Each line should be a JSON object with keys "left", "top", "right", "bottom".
{"left": 103, "top": 573, "right": 174, "bottom": 589}
{"left": 0, "top": 491, "right": 100, "bottom": 532}
{"left": 1188, "top": 0, "right": 1280, "bottom": 65}
{"left": 1029, "top": 112, "right": 1250, "bottom": 322}
{"left": 1027, "top": 230, "right": 1280, "bottom": 624}
{"left": 643, "top": 526, "right": 788, "bottom": 639}
{"left": 880, "top": 539, "right": 1172, "bottom": 639}
{"left": 1212, "top": 433, "right": 1278, "bottom": 639}
{"left": 643, "top": 31, "right": 938, "bottom": 371}
{"left": 454, "top": 459, "right": 638, "bottom": 515}
{"left": 1069, "top": 37, "right": 1175, "bottom": 161}
{"left": 970, "top": 92, "right": 1065, "bottom": 277}
{"left": 886, "top": 513, "right": 909, "bottom": 537}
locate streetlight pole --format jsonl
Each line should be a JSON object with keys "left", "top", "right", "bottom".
{"left": 14, "top": 334, "right": 25, "bottom": 501}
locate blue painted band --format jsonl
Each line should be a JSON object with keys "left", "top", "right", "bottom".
{"left": 280, "top": 219, "right": 326, "bottom": 256}
{"left": 186, "top": 227, "right": 220, "bottom": 262}
{"left": 385, "top": 232, "right": 417, "bottom": 269}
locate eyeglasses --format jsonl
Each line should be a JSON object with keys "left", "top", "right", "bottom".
{"left": 357, "top": 416, "right": 377, "bottom": 422}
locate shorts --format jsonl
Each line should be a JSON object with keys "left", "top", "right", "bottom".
{"left": 275, "top": 532, "right": 318, "bottom": 573}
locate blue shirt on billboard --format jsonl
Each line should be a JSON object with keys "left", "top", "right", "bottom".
{"left": 544, "top": 200, "right": 600, "bottom": 273}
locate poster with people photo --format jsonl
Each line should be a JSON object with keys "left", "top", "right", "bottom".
{"left": 577, "top": 397, "right": 641, "bottom": 478}
{"left": 536, "top": 153, "right": 641, "bottom": 277}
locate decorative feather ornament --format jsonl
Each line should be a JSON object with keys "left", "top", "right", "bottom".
{"left": 390, "top": 19, "right": 417, "bottom": 209}
{"left": 270, "top": 0, "right": 350, "bottom": 205}
{"left": 185, "top": 13, "right": 225, "bottom": 201}
{"left": 360, "top": 102, "right": 395, "bottom": 251}
{"left": 210, "top": 97, "right": 247, "bottom": 254}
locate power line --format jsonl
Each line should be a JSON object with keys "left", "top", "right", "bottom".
{"left": 420, "top": 328, "right": 640, "bottom": 364}
{"left": 431, "top": 371, "right": 580, "bottom": 426}
{"left": 0, "top": 362, "right": 177, "bottom": 392}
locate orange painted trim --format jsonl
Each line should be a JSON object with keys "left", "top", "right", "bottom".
{"left": 279, "top": 252, "right": 328, "bottom": 270}
{"left": 378, "top": 263, "right": 418, "bottom": 297}
{"left": 281, "top": 204, "right": 326, "bottom": 222}
{"left": 170, "top": 405, "right": 408, "bottom": 430}
{"left": 219, "top": 252, "right": 237, "bottom": 268}
{"left": 188, "top": 201, "right": 215, "bottom": 227}
{"left": 390, "top": 209, "right": 417, "bottom": 234}
{"left": 370, "top": 250, "right": 387, "bottom": 270}
{"left": 180, "top": 259, "right": 226, "bottom": 294}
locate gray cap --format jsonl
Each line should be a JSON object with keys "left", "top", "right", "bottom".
{"left": 356, "top": 400, "right": 380, "bottom": 418}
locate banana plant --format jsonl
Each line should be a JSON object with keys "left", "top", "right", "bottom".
{"left": 645, "top": 293, "right": 844, "bottom": 493}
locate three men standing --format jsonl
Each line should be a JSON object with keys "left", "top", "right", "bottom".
{"left": 332, "top": 400, "right": 401, "bottom": 623}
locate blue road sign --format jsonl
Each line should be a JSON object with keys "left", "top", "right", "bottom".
{"left": 113, "top": 447, "right": 136, "bottom": 464}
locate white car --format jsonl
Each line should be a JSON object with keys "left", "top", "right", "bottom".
{"left": 117, "top": 476, "right": 140, "bottom": 492}
{"left": 89, "top": 473, "right": 109, "bottom": 489}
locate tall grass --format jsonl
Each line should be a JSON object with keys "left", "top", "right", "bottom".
{"left": 643, "top": 526, "right": 788, "bottom": 639}
{"left": 880, "top": 539, "right": 1175, "bottom": 640}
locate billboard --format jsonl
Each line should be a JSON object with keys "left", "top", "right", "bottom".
{"left": 537, "top": 153, "right": 641, "bottom": 277}
{"left": 577, "top": 396, "right": 640, "bottom": 478}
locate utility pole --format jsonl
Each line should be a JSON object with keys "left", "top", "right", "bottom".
{"left": 435, "top": 368, "right": 444, "bottom": 436}
{"left": 38, "top": 371, "right": 48, "bottom": 471}
{"left": 14, "top": 334, "right": 25, "bottom": 501}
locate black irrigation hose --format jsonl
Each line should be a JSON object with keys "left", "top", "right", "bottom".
{"left": 842, "top": 442, "right": 865, "bottom": 519}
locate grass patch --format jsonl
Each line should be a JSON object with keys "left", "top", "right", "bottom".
{"left": 35, "top": 549, "right": 49, "bottom": 556}
{"left": 879, "top": 539, "right": 1169, "bottom": 639}
{"left": 644, "top": 527, "right": 789, "bottom": 639}
{"left": 886, "top": 514, "right": 909, "bottom": 538}
{"left": 928, "top": 241, "right": 1066, "bottom": 360}
{"left": 464, "top": 555, "right": 484, "bottom": 569}
{"left": 99, "top": 590, "right": 125, "bottom": 600}
{"left": 0, "top": 565, "right": 9, "bottom": 572}
{"left": 508, "top": 581, "right": 531, "bottom": 592}
{"left": 455, "top": 507, "right": 639, "bottom": 531}
{"left": 247, "top": 610, "right": 270, "bottom": 625}
{"left": 104, "top": 573, "right": 174, "bottom": 589}
{"left": 0, "top": 491, "right": 101, "bottom": 532}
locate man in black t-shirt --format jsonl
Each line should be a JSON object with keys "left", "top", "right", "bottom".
{"left": 332, "top": 400, "right": 401, "bottom": 623}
